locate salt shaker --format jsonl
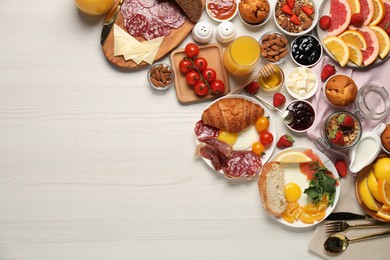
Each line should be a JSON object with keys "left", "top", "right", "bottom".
{"left": 192, "top": 21, "right": 213, "bottom": 44}
{"left": 216, "top": 21, "right": 236, "bottom": 44}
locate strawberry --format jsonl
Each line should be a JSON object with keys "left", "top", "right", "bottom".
{"left": 337, "top": 114, "right": 355, "bottom": 128}
{"left": 273, "top": 92, "right": 286, "bottom": 107}
{"left": 351, "top": 13, "right": 364, "bottom": 27}
{"left": 281, "top": 4, "right": 292, "bottom": 15}
{"left": 277, "top": 134, "right": 295, "bottom": 149}
{"left": 321, "top": 64, "right": 336, "bottom": 82}
{"left": 319, "top": 15, "right": 331, "bottom": 30}
{"left": 335, "top": 158, "right": 348, "bottom": 178}
{"left": 302, "top": 6, "right": 314, "bottom": 16}
{"left": 385, "top": 22, "right": 390, "bottom": 36}
{"left": 287, "top": 0, "right": 295, "bottom": 9}
{"left": 290, "top": 14, "right": 301, "bottom": 25}
{"left": 330, "top": 130, "right": 345, "bottom": 146}
{"left": 245, "top": 81, "right": 260, "bottom": 94}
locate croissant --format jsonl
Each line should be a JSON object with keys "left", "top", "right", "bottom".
{"left": 202, "top": 98, "right": 264, "bottom": 133}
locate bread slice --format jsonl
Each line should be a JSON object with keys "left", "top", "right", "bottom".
{"left": 258, "top": 162, "right": 286, "bottom": 217}
{"left": 174, "top": 0, "right": 203, "bottom": 23}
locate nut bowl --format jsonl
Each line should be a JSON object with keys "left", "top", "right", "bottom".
{"left": 238, "top": 0, "right": 272, "bottom": 27}
{"left": 258, "top": 31, "right": 289, "bottom": 64}
{"left": 147, "top": 63, "right": 174, "bottom": 91}
{"left": 274, "top": 0, "right": 318, "bottom": 37}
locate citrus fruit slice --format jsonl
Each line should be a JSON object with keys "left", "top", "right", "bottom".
{"left": 377, "top": 205, "right": 390, "bottom": 220}
{"left": 347, "top": 43, "right": 364, "bottom": 66}
{"left": 328, "top": 0, "right": 352, "bottom": 36}
{"left": 373, "top": 157, "right": 390, "bottom": 182}
{"left": 358, "top": 176, "right": 380, "bottom": 211}
{"left": 367, "top": 170, "right": 382, "bottom": 202}
{"left": 349, "top": 25, "right": 379, "bottom": 65}
{"left": 347, "top": 0, "right": 361, "bottom": 13}
{"left": 276, "top": 151, "right": 312, "bottom": 163}
{"left": 377, "top": 0, "right": 390, "bottom": 29}
{"left": 359, "top": 0, "right": 375, "bottom": 25}
{"left": 370, "top": 25, "right": 390, "bottom": 58}
{"left": 323, "top": 36, "right": 350, "bottom": 66}
{"left": 378, "top": 178, "right": 390, "bottom": 206}
{"left": 371, "top": 0, "right": 386, "bottom": 25}
{"left": 339, "top": 30, "right": 367, "bottom": 49}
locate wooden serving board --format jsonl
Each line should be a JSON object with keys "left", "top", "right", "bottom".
{"left": 102, "top": 0, "right": 206, "bottom": 70}
{"left": 170, "top": 43, "right": 230, "bottom": 104}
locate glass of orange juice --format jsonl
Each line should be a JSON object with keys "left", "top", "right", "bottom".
{"left": 75, "top": 0, "right": 114, "bottom": 15}
{"left": 223, "top": 36, "right": 260, "bottom": 76}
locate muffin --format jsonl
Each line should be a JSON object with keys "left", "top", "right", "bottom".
{"left": 239, "top": 0, "right": 270, "bottom": 24}
{"left": 325, "top": 74, "right": 358, "bottom": 107}
{"left": 381, "top": 124, "right": 390, "bottom": 151}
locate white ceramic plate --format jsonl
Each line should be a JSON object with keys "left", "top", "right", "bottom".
{"left": 316, "top": 0, "right": 390, "bottom": 68}
{"left": 195, "top": 94, "right": 277, "bottom": 179}
{"left": 268, "top": 146, "right": 341, "bottom": 228}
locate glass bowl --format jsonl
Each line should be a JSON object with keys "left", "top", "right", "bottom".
{"left": 147, "top": 63, "right": 174, "bottom": 91}
{"left": 258, "top": 31, "right": 289, "bottom": 64}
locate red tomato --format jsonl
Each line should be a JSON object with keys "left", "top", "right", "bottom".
{"left": 185, "top": 71, "right": 200, "bottom": 86}
{"left": 260, "top": 131, "right": 274, "bottom": 146}
{"left": 194, "top": 81, "right": 209, "bottom": 96}
{"left": 194, "top": 57, "right": 208, "bottom": 72}
{"left": 179, "top": 59, "right": 194, "bottom": 74}
{"left": 202, "top": 68, "right": 217, "bottom": 83}
{"left": 184, "top": 43, "right": 200, "bottom": 59}
{"left": 210, "top": 80, "right": 225, "bottom": 95}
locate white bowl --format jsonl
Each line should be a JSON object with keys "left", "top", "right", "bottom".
{"left": 285, "top": 67, "right": 318, "bottom": 100}
{"left": 238, "top": 0, "right": 272, "bottom": 27}
{"left": 284, "top": 100, "right": 316, "bottom": 133}
{"left": 290, "top": 34, "right": 323, "bottom": 67}
{"left": 273, "top": 0, "right": 318, "bottom": 37}
{"left": 147, "top": 63, "right": 174, "bottom": 91}
{"left": 206, "top": 0, "right": 239, "bottom": 22}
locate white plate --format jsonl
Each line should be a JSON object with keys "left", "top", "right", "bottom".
{"left": 196, "top": 94, "right": 277, "bottom": 179}
{"left": 268, "top": 146, "right": 341, "bottom": 228}
{"left": 316, "top": 0, "right": 390, "bottom": 68}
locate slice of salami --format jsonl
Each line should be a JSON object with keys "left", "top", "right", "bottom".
{"left": 149, "top": 1, "right": 183, "bottom": 25}
{"left": 194, "top": 120, "right": 219, "bottom": 142}
{"left": 137, "top": 0, "right": 156, "bottom": 8}
{"left": 224, "top": 152, "right": 249, "bottom": 178}
{"left": 121, "top": 1, "right": 136, "bottom": 19}
{"left": 125, "top": 14, "right": 149, "bottom": 37}
{"left": 243, "top": 151, "right": 262, "bottom": 177}
{"left": 167, "top": 14, "right": 185, "bottom": 29}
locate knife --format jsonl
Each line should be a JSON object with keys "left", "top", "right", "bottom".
{"left": 100, "top": 0, "right": 123, "bottom": 45}
{"left": 325, "top": 212, "right": 373, "bottom": 221}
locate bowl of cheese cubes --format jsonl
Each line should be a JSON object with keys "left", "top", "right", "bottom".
{"left": 285, "top": 67, "right": 318, "bottom": 100}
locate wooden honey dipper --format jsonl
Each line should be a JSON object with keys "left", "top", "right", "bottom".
{"left": 230, "top": 64, "right": 276, "bottom": 94}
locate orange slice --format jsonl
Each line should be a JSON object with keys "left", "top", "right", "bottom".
{"left": 377, "top": 205, "right": 390, "bottom": 221}
{"left": 347, "top": 0, "right": 361, "bottom": 13}
{"left": 371, "top": 0, "right": 386, "bottom": 25}
{"left": 339, "top": 30, "right": 367, "bottom": 50}
{"left": 323, "top": 36, "right": 350, "bottom": 67}
{"left": 370, "top": 25, "right": 390, "bottom": 58}
{"left": 378, "top": 178, "right": 390, "bottom": 206}
{"left": 347, "top": 43, "right": 364, "bottom": 66}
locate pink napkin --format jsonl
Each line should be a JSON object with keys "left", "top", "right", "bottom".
{"left": 307, "top": 56, "right": 390, "bottom": 169}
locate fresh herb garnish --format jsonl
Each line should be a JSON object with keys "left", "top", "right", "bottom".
{"left": 303, "top": 162, "right": 337, "bottom": 207}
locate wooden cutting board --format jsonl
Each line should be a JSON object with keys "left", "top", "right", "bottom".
{"left": 102, "top": 0, "right": 206, "bottom": 70}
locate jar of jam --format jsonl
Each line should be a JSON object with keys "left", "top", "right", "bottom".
{"left": 284, "top": 100, "right": 316, "bottom": 133}
{"left": 206, "top": 0, "right": 238, "bottom": 22}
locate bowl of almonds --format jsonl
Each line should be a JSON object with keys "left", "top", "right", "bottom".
{"left": 147, "top": 63, "right": 174, "bottom": 91}
{"left": 258, "top": 31, "right": 289, "bottom": 64}
{"left": 273, "top": 0, "right": 318, "bottom": 37}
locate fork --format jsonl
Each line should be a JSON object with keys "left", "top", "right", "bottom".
{"left": 325, "top": 220, "right": 390, "bottom": 233}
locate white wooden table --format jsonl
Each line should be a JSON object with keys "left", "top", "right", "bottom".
{"left": 0, "top": 1, "right": 324, "bottom": 259}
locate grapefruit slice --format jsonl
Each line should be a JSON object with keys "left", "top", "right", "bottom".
{"left": 328, "top": 0, "right": 352, "bottom": 36}
{"left": 359, "top": 0, "right": 375, "bottom": 25}
{"left": 347, "top": 0, "right": 361, "bottom": 13}
{"left": 349, "top": 25, "right": 379, "bottom": 65}
{"left": 370, "top": 25, "right": 390, "bottom": 58}
{"left": 377, "top": 0, "right": 390, "bottom": 29}
{"left": 347, "top": 43, "right": 364, "bottom": 66}
{"left": 370, "top": 0, "right": 386, "bottom": 25}
{"left": 323, "top": 36, "right": 351, "bottom": 66}
{"left": 339, "top": 29, "right": 367, "bottom": 49}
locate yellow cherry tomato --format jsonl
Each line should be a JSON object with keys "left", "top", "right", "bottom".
{"left": 252, "top": 141, "right": 265, "bottom": 156}
{"left": 255, "top": 116, "right": 270, "bottom": 133}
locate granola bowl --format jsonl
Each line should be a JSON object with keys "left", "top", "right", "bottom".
{"left": 273, "top": 0, "right": 318, "bottom": 37}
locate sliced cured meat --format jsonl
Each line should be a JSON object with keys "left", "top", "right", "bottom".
{"left": 125, "top": 14, "right": 149, "bottom": 37}
{"left": 224, "top": 152, "right": 250, "bottom": 178}
{"left": 149, "top": 1, "right": 184, "bottom": 25}
{"left": 194, "top": 120, "right": 219, "bottom": 142}
{"left": 203, "top": 139, "right": 233, "bottom": 158}
{"left": 143, "top": 17, "right": 171, "bottom": 40}
{"left": 121, "top": 1, "right": 136, "bottom": 19}
{"left": 167, "top": 13, "right": 186, "bottom": 29}
{"left": 299, "top": 149, "right": 324, "bottom": 179}
{"left": 137, "top": 0, "right": 156, "bottom": 8}
{"left": 243, "top": 151, "right": 262, "bottom": 176}
{"left": 198, "top": 145, "right": 223, "bottom": 171}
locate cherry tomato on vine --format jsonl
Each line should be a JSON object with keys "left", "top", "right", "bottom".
{"left": 210, "top": 80, "right": 225, "bottom": 95}
{"left": 252, "top": 141, "right": 265, "bottom": 156}
{"left": 194, "top": 81, "right": 209, "bottom": 96}
{"left": 185, "top": 71, "right": 200, "bottom": 86}
{"left": 202, "top": 68, "right": 217, "bottom": 83}
{"left": 260, "top": 131, "right": 274, "bottom": 146}
{"left": 179, "top": 59, "right": 194, "bottom": 74}
{"left": 184, "top": 43, "right": 200, "bottom": 59}
{"left": 194, "top": 57, "right": 208, "bottom": 72}
{"left": 255, "top": 116, "right": 270, "bottom": 133}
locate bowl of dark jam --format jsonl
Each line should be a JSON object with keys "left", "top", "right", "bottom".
{"left": 285, "top": 100, "right": 316, "bottom": 133}
{"left": 290, "top": 34, "right": 322, "bottom": 67}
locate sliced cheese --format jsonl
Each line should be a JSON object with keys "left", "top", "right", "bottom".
{"left": 114, "top": 24, "right": 147, "bottom": 56}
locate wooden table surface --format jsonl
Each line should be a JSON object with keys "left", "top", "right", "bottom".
{"left": 0, "top": 0, "right": 324, "bottom": 259}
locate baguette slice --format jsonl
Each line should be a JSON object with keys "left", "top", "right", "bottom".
{"left": 258, "top": 162, "right": 286, "bottom": 217}
{"left": 174, "top": 0, "right": 203, "bottom": 23}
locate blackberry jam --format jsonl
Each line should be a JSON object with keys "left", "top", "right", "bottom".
{"left": 291, "top": 35, "right": 322, "bottom": 66}
{"left": 286, "top": 100, "right": 315, "bottom": 131}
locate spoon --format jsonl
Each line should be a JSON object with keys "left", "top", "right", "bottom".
{"left": 324, "top": 230, "right": 390, "bottom": 255}
{"left": 251, "top": 94, "right": 294, "bottom": 124}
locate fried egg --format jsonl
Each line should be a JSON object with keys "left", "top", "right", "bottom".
{"left": 217, "top": 125, "right": 259, "bottom": 150}
{"left": 283, "top": 164, "right": 310, "bottom": 205}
